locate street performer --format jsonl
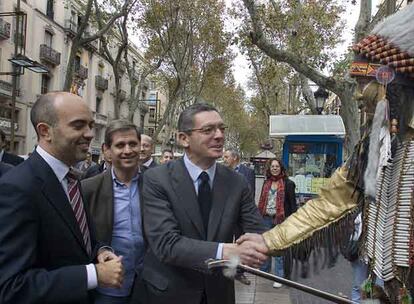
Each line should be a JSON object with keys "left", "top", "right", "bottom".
{"left": 238, "top": 3, "right": 414, "bottom": 303}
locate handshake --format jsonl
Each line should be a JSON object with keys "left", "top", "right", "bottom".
{"left": 223, "top": 233, "right": 269, "bottom": 268}
{"left": 95, "top": 250, "right": 124, "bottom": 288}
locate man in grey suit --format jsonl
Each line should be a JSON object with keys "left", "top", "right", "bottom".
{"left": 141, "top": 103, "right": 268, "bottom": 304}
{"left": 82, "top": 120, "right": 145, "bottom": 304}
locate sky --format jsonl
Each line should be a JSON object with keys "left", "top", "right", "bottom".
{"left": 130, "top": 0, "right": 381, "bottom": 96}
{"left": 226, "top": 0, "right": 381, "bottom": 97}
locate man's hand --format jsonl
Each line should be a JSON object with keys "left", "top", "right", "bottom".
{"left": 236, "top": 233, "right": 269, "bottom": 254}
{"left": 223, "top": 240, "right": 268, "bottom": 269}
{"left": 95, "top": 256, "right": 124, "bottom": 288}
{"left": 97, "top": 249, "right": 118, "bottom": 263}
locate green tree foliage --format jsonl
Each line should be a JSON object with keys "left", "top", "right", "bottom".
{"left": 137, "top": 0, "right": 231, "bottom": 143}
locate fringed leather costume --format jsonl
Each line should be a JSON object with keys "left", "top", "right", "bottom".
{"left": 261, "top": 4, "right": 414, "bottom": 303}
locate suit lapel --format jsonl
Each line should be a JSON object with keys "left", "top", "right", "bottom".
{"left": 30, "top": 152, "right": 89, "bottom": 255}
{"left": 171, "top": 159, "right": 205, "bottom": 238}
{"left": 98, "top": 170, "right": 114, "bottom": 242}
{"left": 208, "top": 165, "right": 227, "bottom": 240}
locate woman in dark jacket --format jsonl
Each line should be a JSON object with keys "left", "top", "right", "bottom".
{"left": 258, "top": 158, "right": 297, "bottom": 287}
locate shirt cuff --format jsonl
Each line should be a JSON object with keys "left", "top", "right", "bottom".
{"left": 216, "top": 243, "right": 224, "bottom": 259}
{"left": 86, "top": 264, "right": 98, "bottom": 290}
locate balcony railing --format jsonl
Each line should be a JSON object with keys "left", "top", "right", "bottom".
{"left": 74, "top": 64, "right": 88, "bottom": 79}
{"left": 95, "top": 75, "right": 108, "bottom": 91}
{"left": 0, "top": 80, "right": 13, "bottom": 96}
{"left": 64, "top": 19, "right": 77, "bottom": 37}
{"left": 0, "top": 117, "right": 18, "bottom": 131}
{"left": 39, "top": 44, "right": 61, "bottom": 66}
{"left": 0, "top": 18, "right": 11, "bottom": 40}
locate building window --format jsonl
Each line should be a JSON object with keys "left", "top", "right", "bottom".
{"left": 46, "top": 0, "right": 54, "bottom": 19}
{"left": 41, "top": 74, "right": 50, "bottom": 94}
{"left": 74, "top": 55, "right": 81, "bottom": 71}
{"left": 44, "top": 31, "right": 53, "bottom": 48}
{"left": 96, "top": 97, "right": 102, "bottom": 113}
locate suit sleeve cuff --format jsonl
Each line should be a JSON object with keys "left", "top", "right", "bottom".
{"left": 86, "top": 264, "right": 98, "bottom": 290}
{"left": 216, "top": 243, "right": 224, "bottom": 259}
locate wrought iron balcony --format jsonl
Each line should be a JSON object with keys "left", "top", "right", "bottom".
{"left": 64, "top": 19, "right": 77, "bottom": 37}
{"left": 0, "top": 80, "right": 12, "bottom": 96}
{"left": 74, "top": 64, "right": 88, "bottom": 79}
{"left": 39, "top": 44, "right": 61, "bottom": 66}
{"left": 95, "top": 75, "right": 108, "bottom": 91}
{"left": 0, "top": 18, "right": 11, "bottom": 40}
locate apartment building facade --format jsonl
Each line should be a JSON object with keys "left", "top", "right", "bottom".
{"left": 0, "top": 0, "right": 167, "bottom": 156}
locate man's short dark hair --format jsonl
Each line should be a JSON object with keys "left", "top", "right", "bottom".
{"left": 30, "top": 93, "right": 59, "bottom": 136}
{"left": 162, "top": 149, "right": 173, "bottom": 155}
{"left": 177, "top": 103, "right": 219, "bottom": 133}
{"left": 105, "top": 119, "right": 141, "bottom": 147}
{"left": 0, "top": 129, "right": 5, "bottom": 142}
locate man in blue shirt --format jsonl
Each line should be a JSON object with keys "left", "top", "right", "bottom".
{"left": 82, "top": 120, "right": 145, "bottom": 304}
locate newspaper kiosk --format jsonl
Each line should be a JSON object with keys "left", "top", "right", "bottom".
{"left": 269, "top": 115, "right": 346, "bottom": 203}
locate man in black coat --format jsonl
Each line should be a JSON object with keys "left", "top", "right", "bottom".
{"left": 0, "top": 92, "right": 123, "bottom": 304}
{"left": 0, "top": 129, "right": 24, "bottom": 166}
{"left": 223, "top": 149, "right": 256, "bottom": 198}
{"left": 0, "top": 162, "right": 13, "bottom": 178}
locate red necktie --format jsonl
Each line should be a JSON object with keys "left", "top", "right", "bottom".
{"left": 67, "top": 170, "right": 92, "bottom": 255}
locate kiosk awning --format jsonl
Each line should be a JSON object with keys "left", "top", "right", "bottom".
{"left": 269, "top": 115, "right": 346, "bottom": 138}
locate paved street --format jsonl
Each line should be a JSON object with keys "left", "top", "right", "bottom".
{"left": 234, "top": 177, "right": 353, "bottom": 303}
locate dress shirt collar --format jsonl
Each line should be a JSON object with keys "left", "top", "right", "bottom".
{"left": 183, "top": 153, "right": 216, "bottom": 184}
{"left": 111, "top": 166, "right": 140, "bottom": 186}
{"left": 36, "top": 145, "right": 70, "bottom": 183}
{"left": 142, "top": 158, "right": 154, "bottom": 167}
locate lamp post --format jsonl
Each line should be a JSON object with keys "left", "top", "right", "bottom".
{"left": 168, "top": 135, "right": 175, "bottom": 152}
{"left": 313, "top": 87, "right": 329, "bottom": 115}
{"left": 0, "top": 3, "right": 48, "bottom": 152}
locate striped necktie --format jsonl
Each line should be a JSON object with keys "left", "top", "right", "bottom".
{"left": 66, "top": 169, "right": 92, "bottom": 255}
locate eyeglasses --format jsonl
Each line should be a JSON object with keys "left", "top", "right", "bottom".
{"left": 184, "top": 124, "right": 228, "bottom": 135}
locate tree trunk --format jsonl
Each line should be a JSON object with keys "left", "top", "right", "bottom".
{"left": 337, "top": 83, "right": 360, "bottom": 157}
{"left": 63, "top": 40, "right": 81, "bottom": 91}
{"left": 354, "top": 0, "right": 372, "bottom": 43}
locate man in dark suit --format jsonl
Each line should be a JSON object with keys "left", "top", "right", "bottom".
{"left": 140, "top": 134, "right": 157, "bottom": 169}
{"left": 141, "top": 103, "right": 268, "bottom": 304}
{"left": 83, "top": 144, "right": 111, "bottom": 179}
{"left": 0, "top": 129, "right": 24, "bottom": 166}
{"left": 223, "top": 149, "right": 256, "bottom": 199}
{"left": 82, "top": 120, "right": 145, "bottom": 304}
{"left": 0, "top": 92, "right": 123, "bottom": 304}
{"left": 0, "top": 161, "right": 13, "bottom": 178}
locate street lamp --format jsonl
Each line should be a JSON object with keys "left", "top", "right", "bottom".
{"left": 313, "top": 87, "right": 329, "bottom": 115}
{"left": 2, "top": 54, "right": 49, "bottom": 75}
